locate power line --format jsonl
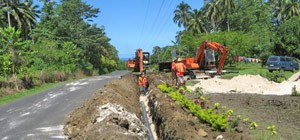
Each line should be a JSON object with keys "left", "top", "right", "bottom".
{"left": 149, "top": 0, "right": 180, "bottom": 48}
{"left": 147, "top": 0, "right": 174, "bottom": 45}
{"left": 147, "top": 0, "right": 166, "bottom": 37}
{"left": 137, "top": 0, "right": 150, "bottom": 48}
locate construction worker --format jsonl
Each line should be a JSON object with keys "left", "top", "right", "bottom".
{"left": 138, "top": 72, "right": 148, "bottom": 95}
{"left": 171, "top": 59, "right": 177, "bottom": 85}
{"left": 175, "top": 58, "right": 186, "bottom": 86}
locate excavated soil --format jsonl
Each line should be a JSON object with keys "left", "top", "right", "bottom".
{"left": 64, "top": 72, "right": 300, "bottom": 140}
{"left": 64, "top": 74, "right": 148, "bottom": 140}
{"left": 189, "top": 75, "right": 300, "bottom": 95}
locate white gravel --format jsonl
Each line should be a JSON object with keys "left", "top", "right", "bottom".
{"left": 188, "top": 74, "right": 300, "bottom": 95}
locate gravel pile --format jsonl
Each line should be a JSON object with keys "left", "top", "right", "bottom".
{"left": 189, "top": 74, "right": 300, "bottom": 95}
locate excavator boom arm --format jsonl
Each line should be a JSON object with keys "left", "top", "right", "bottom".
{"left": 195, "top": 41, "right": 229, "bottom": 74}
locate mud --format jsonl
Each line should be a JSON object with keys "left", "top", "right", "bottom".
{"left": 64, "top": 74, "right": 148, "bottom": 139}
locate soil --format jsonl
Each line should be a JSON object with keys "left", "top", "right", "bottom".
{"left": 206, "top": 94, "right": 300, "bottom": 139}
{"left": 189, "top": 74, "right": 300, "bottom": 95}
{"left": 64, "top": 74, "right": 148, "bottom": 140}
{"left": 146, "top": 73, "right": 247, "bottom": 140}
{"left": 64, "top": 72, "right": 300, "bottom": 140}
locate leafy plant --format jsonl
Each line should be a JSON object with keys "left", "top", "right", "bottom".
{"left": 230, "top": 116, "right": 240, "bottom": 129}
{"left": 267, "top": 125, "right": 277, "bottom": 135}
{"left": 158, "top": 84, "right": 228, "bottom": 131}
{"left": 250, "top": 121, "right": 258, "bottom": 129}
{"left": 291, "top": 85, "right": 300, "bottom": 96}
{"left": 157, "top": 83, "right": 175, "bottom": 93}
{"left": 194, "top": 87, "right": 204, "bottom": 96}
{"left": 243, "top": 118, "right": 249, "bottom": 123}
{"left": 266, "top": 71, "right": 285, "bottom": 83}
{"left": 227, "top": 109, "right": 234, "bottom": 116}
{"left": 214, "top": 102, "right": 220, "bottom": 109}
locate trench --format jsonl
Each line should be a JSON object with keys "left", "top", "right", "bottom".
{"left": 139, "top": 92, "right": 158, "bottom": 140}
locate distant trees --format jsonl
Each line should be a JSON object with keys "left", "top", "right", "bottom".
{"left": 152, "top": 0, "right": 300, "bottom": 64}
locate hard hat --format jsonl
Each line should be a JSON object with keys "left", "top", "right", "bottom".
{"left": 177, "top": 58, "right": 182, "bottom": 62}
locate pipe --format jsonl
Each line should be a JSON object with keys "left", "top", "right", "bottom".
{"left": 140, "top": 101, "right": 154, "bottom": 140}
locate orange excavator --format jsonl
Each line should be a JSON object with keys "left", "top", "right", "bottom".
{"left": 182, "top": 41, "right": 228, "bottom": 79}
{"left": 127, "top": 49, "right": 150, "bottom": 73}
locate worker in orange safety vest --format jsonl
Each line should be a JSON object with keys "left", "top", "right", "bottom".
{"left": 138, "top": 72, "right": 148, "bottom": 95}
{"left": 175, "top": 58, "right": 186, "bottom": 86}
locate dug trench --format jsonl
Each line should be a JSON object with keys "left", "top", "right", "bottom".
{"left": 64, "top": 73, "right": 245, "bottom": 140}
{"left": 64, "top": 72, "right": 300, "bottom": 139}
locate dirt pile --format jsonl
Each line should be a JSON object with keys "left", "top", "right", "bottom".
{"left": 189, "top": 75, "right": 300, "bottom": 95}
{"left": 64, "top": 74, "right": 148, "bottom": 140}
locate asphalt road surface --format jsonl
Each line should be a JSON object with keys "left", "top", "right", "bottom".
{"left": 0, "top": 71, "right": 128, "bottom": 140}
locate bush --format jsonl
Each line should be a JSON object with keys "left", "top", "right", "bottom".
{"left": 194, "top": 87, "right": 204, "bottom": 96}
{"left": 266, "top": 71, "right": 285, "bottom": 83}
{"left": 54, "top": 71, "right": 69, "bottom": 82}
{"left": 291, "top": 86, "right": 300, "bottom": 96}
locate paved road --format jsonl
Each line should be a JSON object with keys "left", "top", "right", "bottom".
{"left": 0, "top": 71, "right": 128, "bottom": 140}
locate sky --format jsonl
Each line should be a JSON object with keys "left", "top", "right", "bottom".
{"left": 35, "top": 0, "right": 204, "bottom": 58}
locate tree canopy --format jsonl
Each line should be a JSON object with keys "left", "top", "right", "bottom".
{"left": 152, "top": 0, "right": 300, "bottom": 64}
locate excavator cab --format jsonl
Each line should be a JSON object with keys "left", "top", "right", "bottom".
{"left": 127, "top": 49, "right": 150, "bottom": 73}
{"left": 203, "top": 49, "right": 216, "bottom": 70}
{"left": 142, "top": 52, "right": 150, "bottom": 68}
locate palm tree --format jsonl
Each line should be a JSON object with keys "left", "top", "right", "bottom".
{"left": 218, "top": 0, "right": 235, "bottom": 31}
{"left": 173, "top": 1, "right": 192, "bottom": 29}
{"left": 204, "top": 0, "right": 222, "bottom": 31}
{"left": 282, "top": 0, "right": 300, "bottom": 20}
{"left": 1, "top": 0, "right": 39, "bottom": 38}
{"left": 268, "top": 0, "right": 298, "bottom": 21}
{"left": 187, "top": 9, "right": 207, "bottom": 35}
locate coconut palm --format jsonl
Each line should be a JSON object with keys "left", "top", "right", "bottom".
{"left": 173, "top": 1, "right": 192, "bottom": 29}
{"left": 282, "top": 0, "right": 300, "bottom": 20}
{"left": 204, "top": 0, "right": 222, "bottom": 31}
{"left": 218, "top": 0, "right": 235, "bottom": 31}
{"left": 1, "top": 0, "right": 39, "bottom": 38}
{"left": 187, "top": 9, "right": 207, "bottom": 35}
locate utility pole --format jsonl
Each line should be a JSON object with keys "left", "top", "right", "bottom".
{"left": 6, "top": 0, "right": 11, "bottom": 27}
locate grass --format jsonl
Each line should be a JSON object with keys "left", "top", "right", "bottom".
{"left": 0, "top": 82, "right": 66, "bottom": 105}
{"left": 222, "top": 63, "right": 297, "bottom": 82}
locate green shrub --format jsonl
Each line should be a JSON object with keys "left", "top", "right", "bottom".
{"left": 291, "top": 85, "right": 300, "bottom": 96}
{"left": 157, "top": 83, "right": 175, "bottom": 93}
{"left": 159, "top": 84, "right": 228, "bottom": 131}
{"left": 194, "top": 87, "right": 204, "bottom": 96}
{"left": 266, "top": 71, "right": 285, "bottom": 83}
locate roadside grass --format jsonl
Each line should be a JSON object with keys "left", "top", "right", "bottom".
{"left": 222, "top": 63, "right": 297, "bottom": 82}
{"left": 0, "top": 82, "right": 67, "bottom": 105}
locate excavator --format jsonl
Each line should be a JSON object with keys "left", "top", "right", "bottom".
{"left": 158, "top": 41, "right": 228, "bottom": 79}
{"left": 183, "top": 41, "right": 229, "bottom": 79}
{"left": 127, "top": 49, "right": 150, "bottom": 73}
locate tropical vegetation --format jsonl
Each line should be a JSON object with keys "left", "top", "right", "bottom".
{"left": 0, "top": 0, "right": 123, "bottom": 94}
{"left": 151, "top": 0, "right": 300, "bottom": 65}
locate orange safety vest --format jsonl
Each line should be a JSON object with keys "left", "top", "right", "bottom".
{"left": 138, "top": 76, "right": 147, "bottom": 87}
{"left": 176, "top": 62, "right": 186, "bottom": 73}
{"left": 176, "top": 62, "right": 186, "bottom": 77}
{"left": 172, "top": 62, "right": 176, "bottom": 71}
